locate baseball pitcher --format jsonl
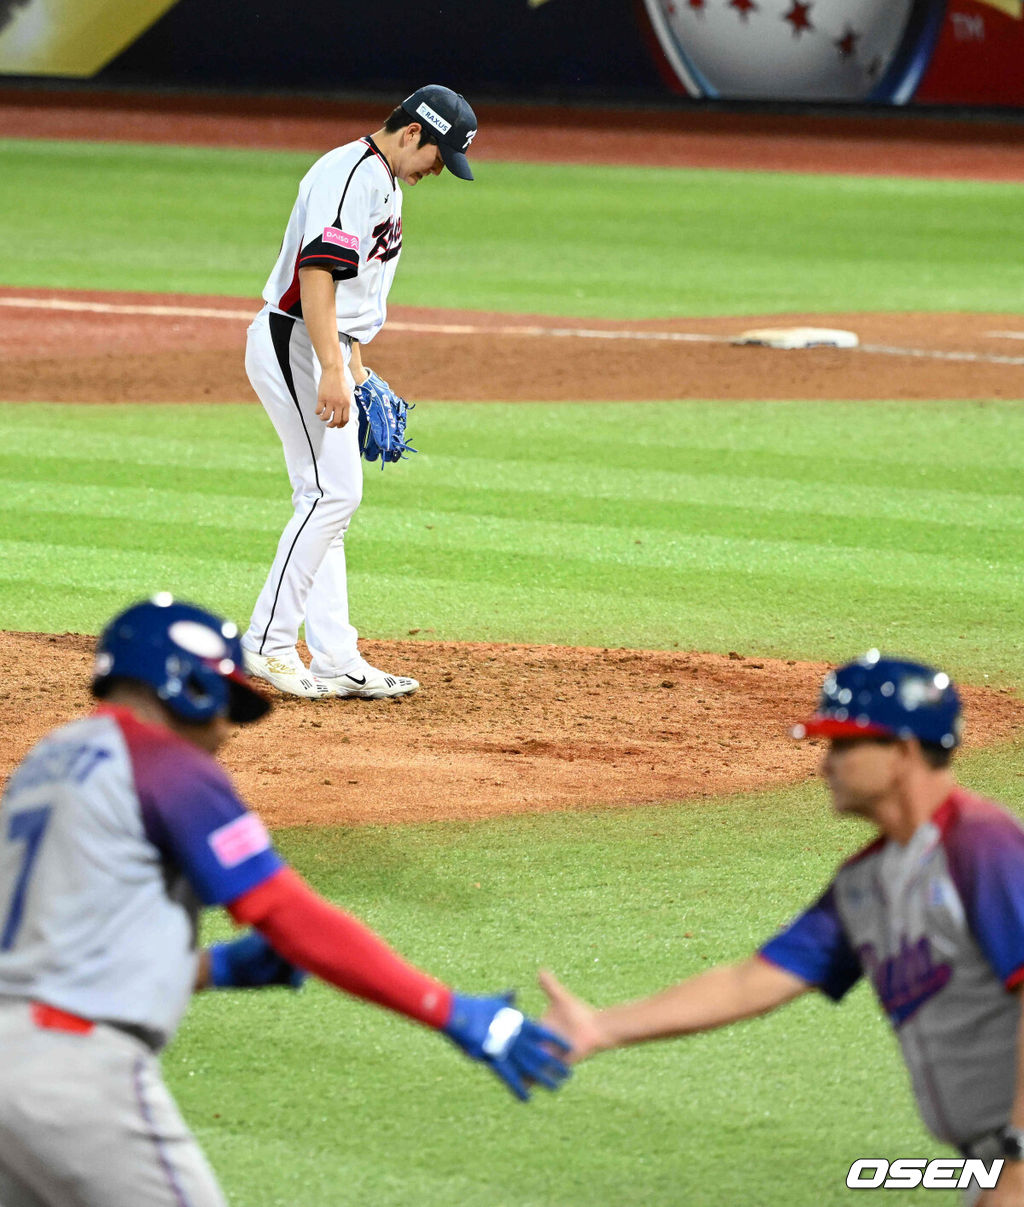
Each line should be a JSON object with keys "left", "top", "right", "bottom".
{"left": 242, "top": 85, "right": 477, "bottom": 701}
{"left": 0, "top": 595, "right": 568, "bottom": 1207}
{"left": 541, "top": 652, "right": 1024, "bottom": 1206}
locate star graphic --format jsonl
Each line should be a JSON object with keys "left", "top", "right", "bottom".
{"left": 729, "top": 0, "right": 758, "bottom": 20}
{"left": 783, "top": 0, "right": 814, "bottom": 36}
{"left": 835, "top": 26, "right": 859, "bottom": 57}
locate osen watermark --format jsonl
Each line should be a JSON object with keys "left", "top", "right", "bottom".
{"left": 846, "top": 1158, "right": 1003, "bottom": 1191}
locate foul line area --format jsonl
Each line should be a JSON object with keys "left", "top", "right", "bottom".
{"left": 4, "top": 294, "right": 1024, "bottom": 368}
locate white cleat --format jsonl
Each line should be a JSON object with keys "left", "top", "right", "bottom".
{"left": 318, "top": 662, "right": 419, "bottom": 700}
{"left": 242, "top": 649, "right": 331, "bottom": 699}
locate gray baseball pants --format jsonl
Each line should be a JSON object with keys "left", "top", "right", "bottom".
{"left": 0, "top": 1001, "right": 227, "bottom": 1207}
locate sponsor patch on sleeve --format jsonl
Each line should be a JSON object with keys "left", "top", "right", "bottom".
{"left": 323, "top": 228, "right": 360, "bottom": 251}
{"left": 208, "top": 813, "right": 272, "bottom": 869}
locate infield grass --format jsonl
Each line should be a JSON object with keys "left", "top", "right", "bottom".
{"left": 1, "top": 138, "right": 1023, "bottom": 315}
{"left": 2, "top": 398, "right": 1023, "bottom": 681}
{"left": 173, "top": 736, "right": 1024, "bottom": 1206}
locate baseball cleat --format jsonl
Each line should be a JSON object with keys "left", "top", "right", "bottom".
{"left": 318, "top": 662, "right": 419, "bottom": 700}
{"left": 242, "top": 649, "right": 331, "bottom": 699}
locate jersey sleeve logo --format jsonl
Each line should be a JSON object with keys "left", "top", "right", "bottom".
{"left": 323, "top": 227, "right": 360, "bottom": 251}
{"left": 208, "top": 814, "right": 272, "bottom": 869}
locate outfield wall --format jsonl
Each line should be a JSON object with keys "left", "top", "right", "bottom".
{"left": 1, "top": 0, "right": 1023, "bottom": 108}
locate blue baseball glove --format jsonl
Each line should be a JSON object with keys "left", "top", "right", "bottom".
{"left": 444, "top": 992, "right": 571, "bottom": 1101}
{"left": 208, "top": 931, "right": 307, "bottom": 990}
{"left": 354, "top": 370, "right": 416, "bottom": 468}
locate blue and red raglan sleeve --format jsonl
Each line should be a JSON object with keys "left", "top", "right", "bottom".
{"left": 942, "top": 797, "right": 1024, "bottom": 989}
{"left": 118, "top": 713, "right": 283, "bottom": 906}
{"left": 759, "top": 885, "right": 863, "bottom": 1001}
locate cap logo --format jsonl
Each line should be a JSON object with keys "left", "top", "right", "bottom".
{"left": 168, "top": 620, "right": 227, "bottom": 659}
{"left": 898, "top": 675, "right": 943, "bottom": 712}
{"left": 416, "top": 102, "right": 451, "bottom": 136}
{"left": 463, "top": 128, "right": 477, "bottom": 151}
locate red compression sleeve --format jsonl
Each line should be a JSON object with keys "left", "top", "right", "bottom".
{"left": 228, "top": 867, "right": 452, "bottom": 1029}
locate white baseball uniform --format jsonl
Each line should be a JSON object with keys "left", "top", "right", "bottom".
{"left": 0, "top": 706, "right": 283, "bottom": 1206}
{"left": 243, "top": 135, "right": 404, "bottom": 677}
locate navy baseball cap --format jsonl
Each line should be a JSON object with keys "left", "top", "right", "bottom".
{"left": 93, "top": 593, "right": 270, "bottom": 725}
{"left": 401, "top": 84, "right": 477, "bottom": 181}
{"left": 792, "top": 650, "right": 963, "bottom": 749}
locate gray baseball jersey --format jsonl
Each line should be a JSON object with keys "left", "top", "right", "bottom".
{"left": 760, "top": 789, "right": 1024, "bottom": 1147}
{"left": 0, "top": 705, "right": 283, "bottom": 1049}
{"left": 262, "top": 136, "right": 403, "bottom": 343}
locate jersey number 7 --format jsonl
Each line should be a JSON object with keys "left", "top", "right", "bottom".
{"left": 1, "top": 806, "right": 52, "bottom": 952}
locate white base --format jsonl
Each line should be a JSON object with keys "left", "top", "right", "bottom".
{"left": 732, "top": 326, "right": 860, "bottom": 350}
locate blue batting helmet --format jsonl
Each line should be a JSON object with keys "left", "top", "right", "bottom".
{"left": 92, "top": 593, "right": 269, "bottom": 724}
{"left": 792, "top": 650, "right": 962, "bottom": 750}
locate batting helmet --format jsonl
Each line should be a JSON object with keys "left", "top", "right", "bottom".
{"left": 792, "top": 649, "right": 962, "bottom": 750}
{"left": 92, "top": 593, "right": 269, "bottom": 724}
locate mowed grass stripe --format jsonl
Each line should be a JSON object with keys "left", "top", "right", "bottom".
{"left": 6, "top": 454, "right": 1024, "bottom": 544}
{"left": 2, "top": 401, "right": 1023, "bottom": 680}
{"left": 3, "top": 139, "right": 1024, "bottom": 315}
{"left": 5, "top": 498, "right": 1024, "bottom": 583}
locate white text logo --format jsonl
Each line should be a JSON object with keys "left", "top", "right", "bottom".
{"left": 846, "top": 1158, "right": 1003, "bottom": 1191}
{"left": 415, "top": 102, "right": 451, "bottom": 135}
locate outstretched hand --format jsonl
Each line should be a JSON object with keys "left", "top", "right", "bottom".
{"left": 444, "top": 992, "right": 571, "bottom": 1101}
{"left": 538, "top": 970, "right": 609, "bottom": 1063}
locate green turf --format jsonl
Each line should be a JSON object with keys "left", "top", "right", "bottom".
{"left": 2, "top": 398, "right": 1023, "bottom": 681}
{"left": 169, "top": 737, "right": 1024, "bottom": 1207}
{"left": 2, "top": 138, "right": 1023, "bottom": 315}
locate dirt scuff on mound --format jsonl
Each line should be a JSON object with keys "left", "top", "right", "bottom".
{"left": 3, "top": 631, "right": 1022, "bottom": 826}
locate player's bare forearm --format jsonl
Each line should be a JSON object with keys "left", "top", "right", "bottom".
{"left": 194, "top": 949, "right": 212, "bottom": 991}
{"left": 540, "top": 957, "right": 809, "bottom": 1062}
{"left": 299, "top": 266, "right": 351, "bottom": 427}
{"left": 349, "top": 340, "right": 369, "bottom": 386}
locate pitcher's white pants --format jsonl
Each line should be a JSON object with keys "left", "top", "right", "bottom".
{"left": 243, "top": 306, "right": 364, "bottom": 677}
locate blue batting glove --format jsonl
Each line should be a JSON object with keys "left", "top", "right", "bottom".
{"left": 208, "top": 931, "right": 307, "bottom": 990}
{"left": 443, "top": 992, "right": 571, "bottom": 1101}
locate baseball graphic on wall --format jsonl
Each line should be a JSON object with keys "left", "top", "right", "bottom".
{"left": 641, "top": 0, "right": 948, "bottom": 103}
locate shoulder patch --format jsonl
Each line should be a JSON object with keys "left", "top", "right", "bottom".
{"left": 323, "top": 228, "right": 359, "bottom": 251}
{"left": 208, "top": 814, "right": 271, "bottom": 869}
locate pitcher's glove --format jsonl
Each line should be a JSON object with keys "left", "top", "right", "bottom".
{"left": 354, "top": 370, "right": 416, "bottom": 468}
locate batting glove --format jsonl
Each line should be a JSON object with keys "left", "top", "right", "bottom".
{"left": 443, "top": 992, "right": 571, "bottom": 1101}
{"left": 208, "top": 931, "right": 307, "bottom": 990}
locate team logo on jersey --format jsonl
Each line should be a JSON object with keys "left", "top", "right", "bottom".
{"left": 415, "top": 102, "right": 452, "bottom": 135}
{"left": 208, "top": 813, "right": 272, "bottom": 869}
{"left": 858, "top": 936, "right": 952, "bottom": 1026}
{"left": 367, "top": 214, "right": 402, "bottom": 264}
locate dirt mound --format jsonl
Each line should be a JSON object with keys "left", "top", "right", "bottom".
{"left": 3, "top": 631, "right": 1022, "bottom": 825}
